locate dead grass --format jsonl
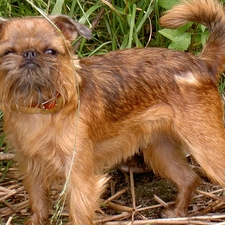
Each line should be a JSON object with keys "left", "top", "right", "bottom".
{"left": 1, "top": 154, "right": 225, "bottom": 225}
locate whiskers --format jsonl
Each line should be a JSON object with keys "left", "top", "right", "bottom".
{"left": 1, "top": 58, "right": 64, "bottom": 109}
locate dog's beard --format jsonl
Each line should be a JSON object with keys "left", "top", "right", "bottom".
{"left": 0, "top": 54, "right": 64, "bottom": 109}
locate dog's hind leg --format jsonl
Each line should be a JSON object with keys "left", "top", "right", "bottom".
{"left": 142, "top": 133, "right": 199, "bottom": 217}
{"left": 174, "top": 96, "right": 225, "bottom": 189}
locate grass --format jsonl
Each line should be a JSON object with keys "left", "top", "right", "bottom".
{"left": 0, "top": 0, "right": 223, "bottom": 53}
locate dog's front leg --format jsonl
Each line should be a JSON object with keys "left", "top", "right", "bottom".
{"left": 23, "top": 157, "right": 50, "bottom": 225}
{"left": 65, "top": 139, "right": 106, "bottom": 225}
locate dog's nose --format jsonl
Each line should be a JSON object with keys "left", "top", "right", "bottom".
{"left": 23, "top": 50, "right": 37, "bottom": 60}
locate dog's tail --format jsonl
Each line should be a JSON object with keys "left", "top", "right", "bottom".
{"left": 160, "top": 0, "right": 225, "bottom": 83}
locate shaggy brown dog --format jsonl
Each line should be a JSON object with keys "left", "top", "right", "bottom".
{"left": 0, "top": 0, "right": 225, "bottom": 224}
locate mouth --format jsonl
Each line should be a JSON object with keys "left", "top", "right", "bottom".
{"left": 20, "top": 60, "right": 41, "bottom": 70}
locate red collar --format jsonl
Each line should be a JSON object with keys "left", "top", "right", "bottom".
{"left": 33, "top": 93, "right": 60, "bottom": 110}
{"left": 7, "top": 93, "right": 63, "bottom": 114}
{"left": 35, "top": 98, "right": 58, "bottom": 109}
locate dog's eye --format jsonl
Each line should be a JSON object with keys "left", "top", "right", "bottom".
{"left": 45, "top": 49, "right": 57, "bottom": 56}
{"left": 3, "top": 50, "right": 15, "bottom": 56}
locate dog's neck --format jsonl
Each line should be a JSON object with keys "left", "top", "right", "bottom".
{"left": 0, "top": 94, "right": 63, "bottom": 114}
{"left": 32, "top": 93, "right": 60, "bottom": 110}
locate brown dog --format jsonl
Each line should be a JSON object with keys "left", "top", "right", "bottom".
{"left": 1, "top": 0, "right": 225, "bottom": 224}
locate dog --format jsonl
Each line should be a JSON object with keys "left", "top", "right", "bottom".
{"left": 1, "top": 0, "right": 225, "bottom": 224}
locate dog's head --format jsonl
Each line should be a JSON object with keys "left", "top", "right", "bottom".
{"left": 0, "top": 16, "right": 91, "bottom": 113}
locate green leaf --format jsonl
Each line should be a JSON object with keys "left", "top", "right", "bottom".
{"left": 158, "top": 28, "right": 178, "bottom": 40}
{"left": 200, "top": 24, "right": 207, "bottom": 33}
{"left": 200, "top": 30, "right": 209, "bottom": 46}
{"left": 158, "top": 0, "right": 179, "bottom": 9}
{"left": 177, "top": 22, "right": 193, "bottom": 33}
{"left": 168, "top": 32, "right": 192, "bottom": 51}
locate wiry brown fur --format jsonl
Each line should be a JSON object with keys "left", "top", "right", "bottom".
{"left": 1, "top": 0, "right": 225, "bottom": 224}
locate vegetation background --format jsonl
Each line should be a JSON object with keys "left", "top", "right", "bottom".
{"left": 1, "top": 0, "right": 225, "bottom": 54}
{"left": 0, "top": 0, "right": 225, "bottom": 223}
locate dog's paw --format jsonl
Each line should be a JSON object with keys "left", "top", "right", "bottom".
{"left": 24, "top": 216, "right": 49, "bottom": 225}
{"left": 24, "top": 219, "right": 36, "bottom": 225}
{"left": 161, "top": 208, "right": 186, "bottom": 218}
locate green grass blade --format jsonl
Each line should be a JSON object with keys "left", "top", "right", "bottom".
{"left": 127, "top": 3, "right": 136, "bottom": 48}
{"left": 52, "top": 0, "right": 65, "bottom": 15}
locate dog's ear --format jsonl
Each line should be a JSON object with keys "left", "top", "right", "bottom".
{"left": 49, "top": 15, "right": 92, "bottom": 41}
{"left": 0, "top": 18, "right": 7, "bottom": 33}
{"left": 0, "top": 18, "right": 7, "bottom": 24}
